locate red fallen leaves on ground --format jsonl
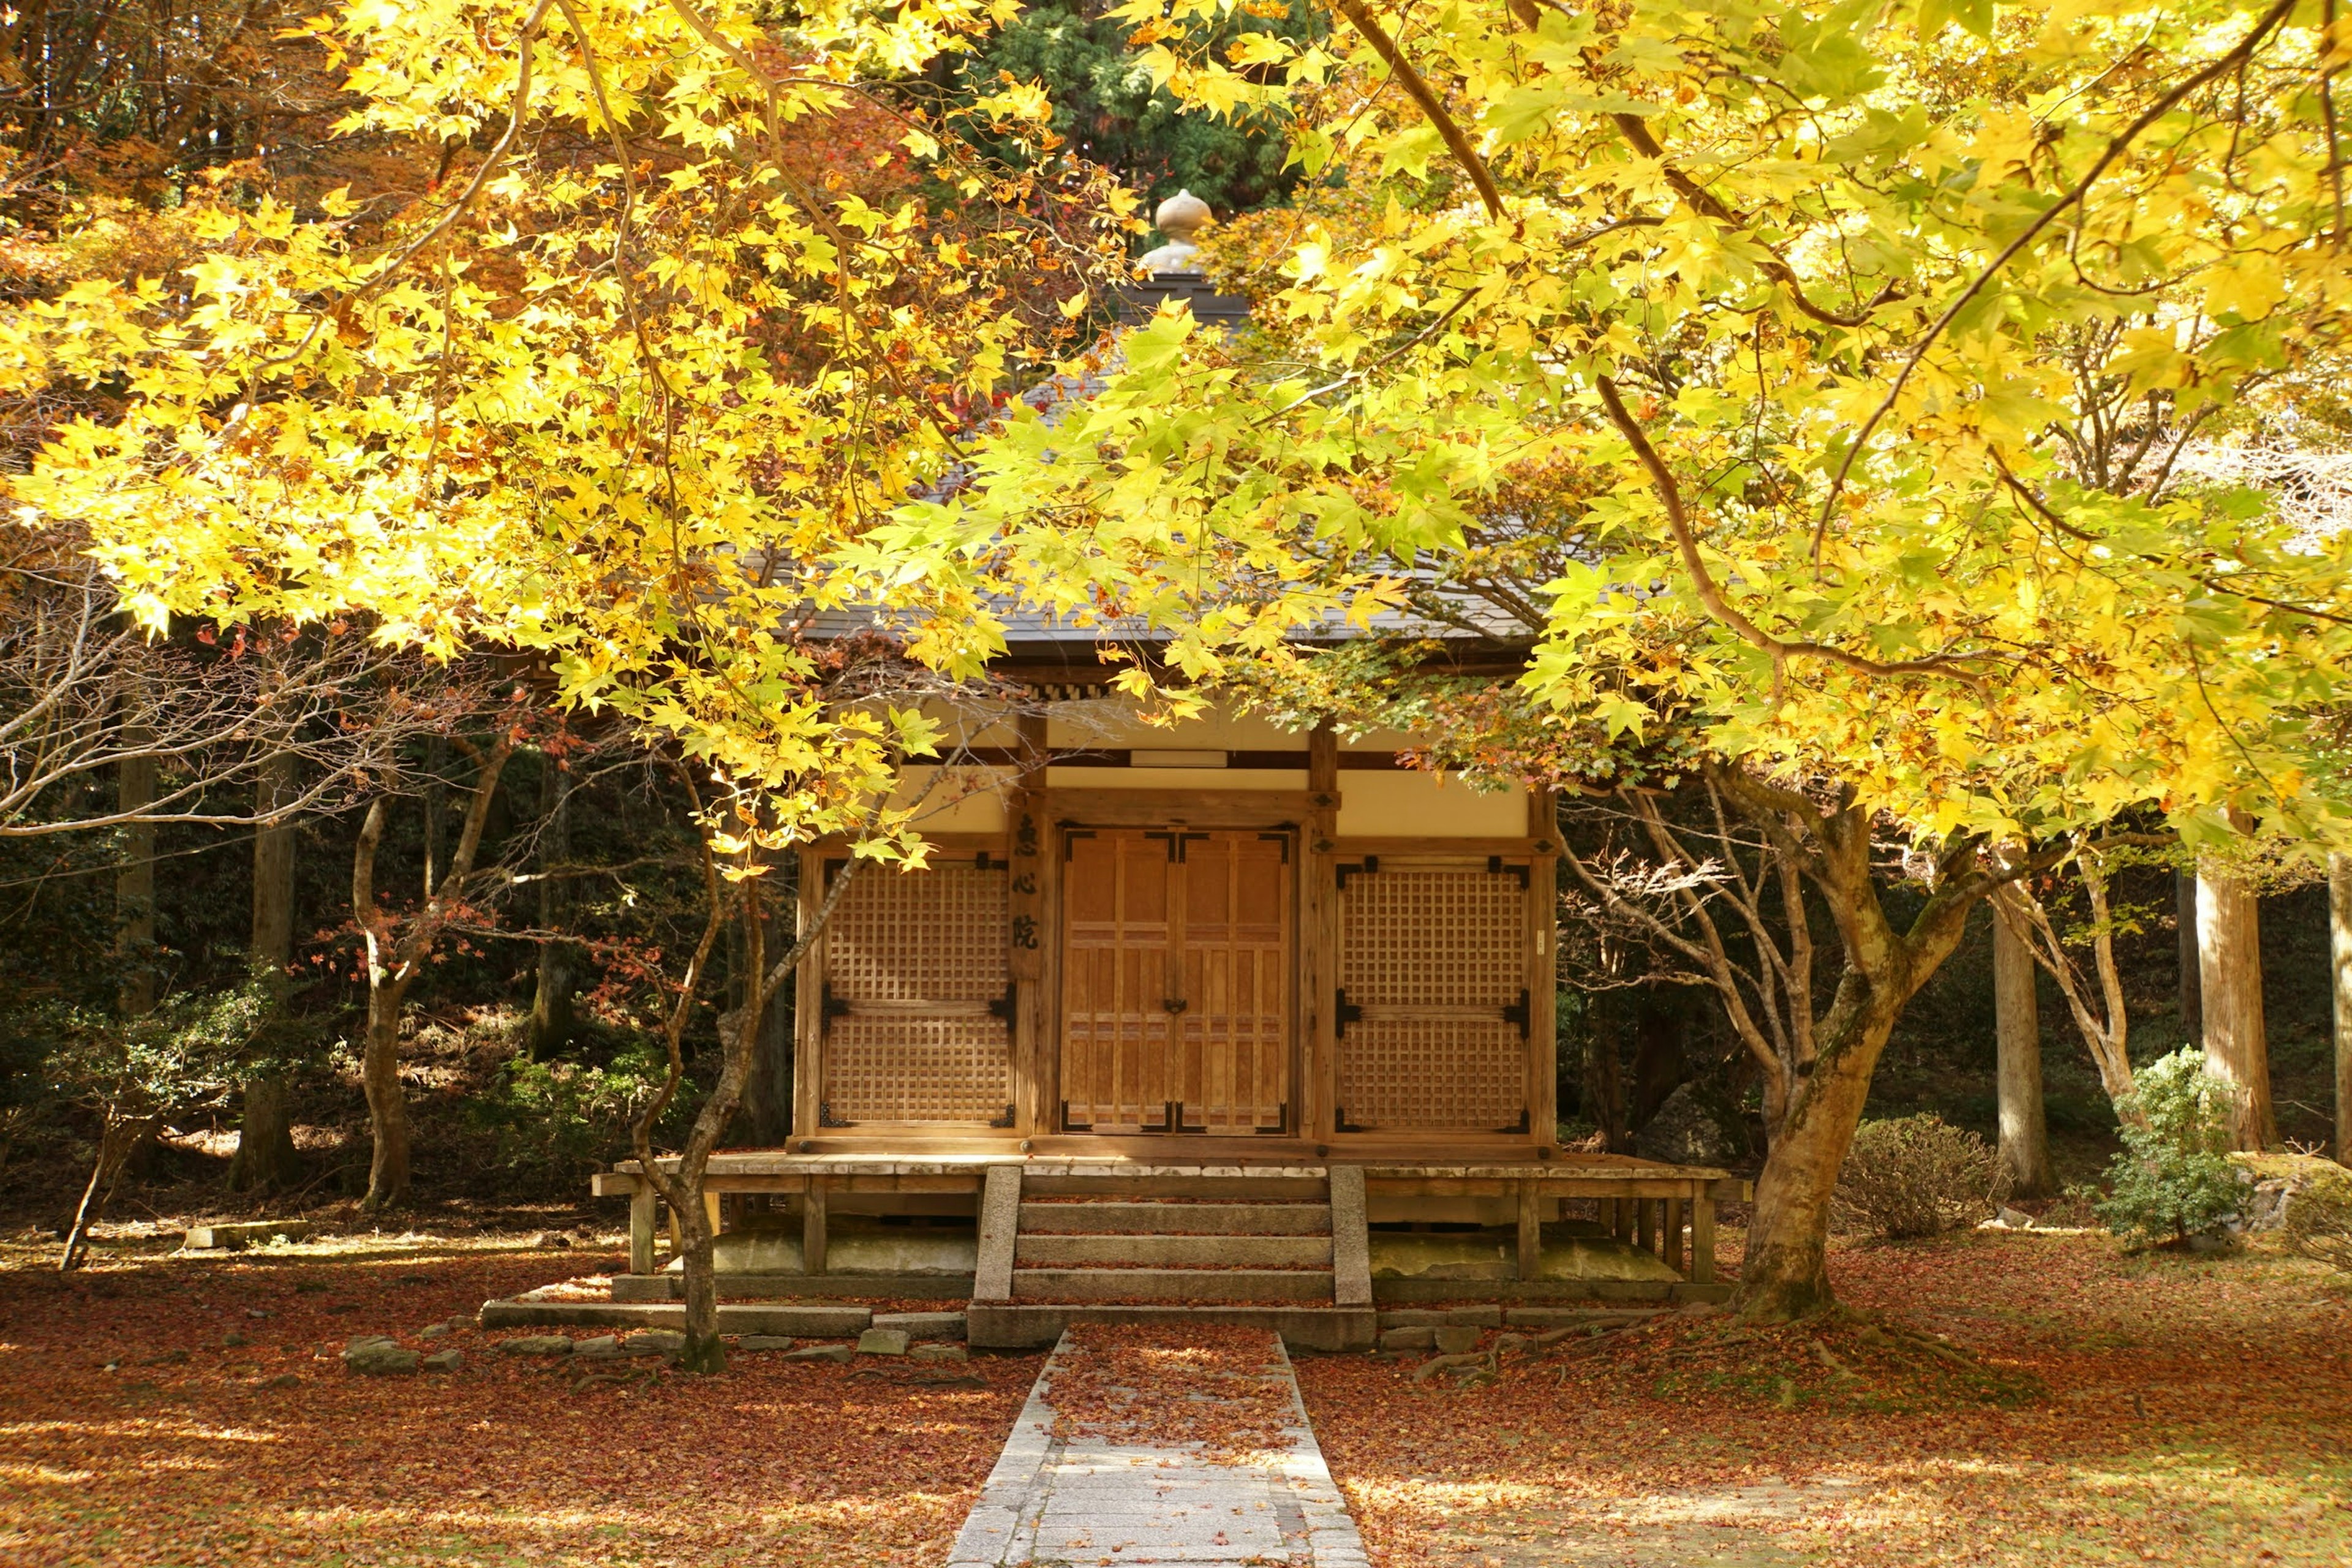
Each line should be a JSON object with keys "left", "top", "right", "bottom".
{"left": 1046, "top": 1324, "right": 1298, "bottom": 1460}
{"left": 1298, "top": 1231, "right": 2352, "bottom": 1567}
{"left": 0, "top": 1247, "right": 1039, "bottom": 1568}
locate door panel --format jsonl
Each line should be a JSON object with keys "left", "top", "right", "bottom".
{"left": 1177, "top": 834, "right": 1291, "bottom": 1132}
{"left": 1059, "top": 826, "right": 1294, "bottom": 1134}
{"left": 1060, "top": 830, "right": 1175, "bottom": 1131}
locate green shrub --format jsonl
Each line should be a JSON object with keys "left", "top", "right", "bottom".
{"left": 2093, "top": 1048, "right": 2248, "bottom": 1246}
{"left": 1834, "top": 1114, "right": 2009, "bottom": 1239}
{"left": 469, "top": 1044, "right": 685, "bottom": 1183}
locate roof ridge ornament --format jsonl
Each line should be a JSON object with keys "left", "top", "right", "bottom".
{"left": 1136, "top": 187, "right": 1213, "bottom": 277}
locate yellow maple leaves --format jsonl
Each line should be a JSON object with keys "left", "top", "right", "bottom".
{"left": 932, "top": 0, "right": 2352, "bottom": 851}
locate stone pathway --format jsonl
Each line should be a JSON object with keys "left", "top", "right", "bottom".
{"left": 947, "top": 1329, "right": 1368, "bottom": 1568}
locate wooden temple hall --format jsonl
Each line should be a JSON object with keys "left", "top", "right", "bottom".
{"left": 586, "top": 227, "right": 1731, "bottom": 1349}
{"left": 595, "top": 686, "right": 1741, "bottom": 1348}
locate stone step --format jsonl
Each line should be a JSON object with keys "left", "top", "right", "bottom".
{"left": 968, "top": 1302, "right": 1376, "bottom": 1352}
{"left": 1021, "top": 1173, "right": 1328, "bottom": 1202}
{"left": 1016, "top": 1233, "right": 1333, "bottom": 1268}
{"left": 1017, "top": 1200, "right": 1332, "bottom": 1237}
{"left": 1011, "top": 1267, "right": 1333, "bottom": 1303}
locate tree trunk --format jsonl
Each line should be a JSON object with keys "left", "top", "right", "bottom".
{"left": 1584, "top": 987, "right": 1629, "bottom": 1152}
{"left": 524, "top": 757, "right": 575, "bottom": 1058}
{"left": 422, "top": 735, "right": 446, "bottom": 900}
{"left": 1992, "top": 907, "right": 2056, "bottom": 1197}
{"left": 1738, "top": 979, "right": 1905, "bottom": 1319}
{"left": 230, "top": 754, "right": 301, "bottom": 1193}
{"left": 1726, "top": 787, "right": 1978, "bottom": 1322}
{"left": 116, "top": 750, "right": 157, "bottom": 1016}
{"left": 353, "top": 737, "right": 515, "bottom": 1212}
{"left": 60, "top": 1111, "right": 160, "bottom": 1271}
{"left": 228, "top": 1075, "right": 299, "bottom": 1193}
{"left": 360, "top": 997, "right": 410, "bottom": 1210}
{"left": 2176, "top": 867, "right": 2201, "bottom": 1045}
{"left": 2198, "top": 857, "right": 2275, "bottom": 1150}
{"left": 2332, "top": 853, "right": 2351, "bottom": 1168}
{"left": 676, "top": 1216, "right": 725, "bottom": 1374}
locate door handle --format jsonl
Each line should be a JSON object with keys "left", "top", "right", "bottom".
{"left": 1161, "top": 998, "right": 1189, "bottom": 1014}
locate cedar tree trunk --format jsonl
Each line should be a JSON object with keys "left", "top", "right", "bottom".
{"left": 230, "top": 753, "right": 301, "bottom": 1192}
{"left": 2332, "top": 853, "right": 2351, "bottom": 1168}
{"left": 2198, "top": 856, "right": 2275, "bottom": 1150}
{"left": 1992, "top": 908, "right": 2056, "bottom": 1197}
{"left": 2176, "top": 868, "right": 2202, "bottom": 1046}
{"left": 116, "top": 749, "right": 157, "bottom": 1016}
{"left": 524, "top": 756, "right": 576, "bottom": 1058}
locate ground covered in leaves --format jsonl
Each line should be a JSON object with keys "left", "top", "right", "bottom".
{"left": 0, "top": 1238, "right": 1038, "bottom": 1567}
{"left": 1299, "top": 1232, "right": 2352, "bottom": 1567}
{"left": 1044, "top": 1322, "right": 1297, "bottom": 1458}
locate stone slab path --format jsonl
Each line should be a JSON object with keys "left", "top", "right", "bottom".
{"left": 946, "top": 1329, "right": 1369, "bottom": 1568}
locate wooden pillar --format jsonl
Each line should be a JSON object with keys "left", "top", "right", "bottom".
{"left": 629, "top": 1180, "right": 657, "bottom": 1275}
{"left": 1011, "top": 714, "right": 1049, "bottom": 1135}
{"left": 1515, "top": 1179, "right": 1542, "bottom": 1281}
{"left": 1664, "top": 1197, "right": 1686, "bottom": 1276}
{"left": 1305, "top": 723, "right": 1339, "bottom": 1140}
{"left": 791, "top": 850, "right": 824, "bottom": 1145}
{"left": 1636, "top": 1195, "right": 1656, "bottom": 1254}
{"left": 1528, "top": 788, "right": 1559, "bottom": 1147}
{"left": 802, "top": 1177, "right": 827, "bottom": 1274}
{"left": 702, "top": 1190, "right": 723, "bottom": 1245}
{"left": 1691, "top": 1196, "right": 1717, "bottom": 1283}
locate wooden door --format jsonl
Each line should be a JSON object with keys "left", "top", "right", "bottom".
{"left": 1176, "top": 832, "right": 1291, "bottom": 1132}
{"left": 1060, "top": 829, "right": 1177, "bottom": 1131}
{"left": 1059, "top": 827, "right": 1294, "bottom": 1133}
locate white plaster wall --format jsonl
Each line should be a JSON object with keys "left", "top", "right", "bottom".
{"left": 895, "top": 766, "right": 1014, "bottom": 833}
{"left": 1336, "top": 769, "right": 1527, "bottom": 837}
{"left": 1046, "top": 703, "right": 1307, "bottom": 752}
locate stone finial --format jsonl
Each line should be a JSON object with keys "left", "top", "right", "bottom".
{"left": 1153, "top": 188, "right": 1212, "bottom": 243}
{"left": 1136, "top": 188, "right": 1214, "bottom": 276}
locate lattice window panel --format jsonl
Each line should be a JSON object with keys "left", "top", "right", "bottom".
{"left": 1335, "top": 1019, "right": 1525, "bottom": 1130}
{"left": 1340, "top": 868, "right": 1526, "bottom": 1005}
{"left": 824, "top": 1016, "right": 1013, "bottom": 1123}
{"left": 1336, "top": 863, "right": 1530, "bottom": 1132}
{"left": 827, "top": 863, "right": 1007, "bottom": 1003}
{"left": 822, "top": 858, "right": 1011, "bottom": 1125}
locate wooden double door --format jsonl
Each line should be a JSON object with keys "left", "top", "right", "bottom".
{"left": 1059, "top": 827, "right": 1294, "bottom": 1134}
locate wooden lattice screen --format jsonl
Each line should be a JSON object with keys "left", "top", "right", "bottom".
{"left": 820, "top": 858, "right": 1014, "bottom": 1125}
{"left": 1335, "top": 858, "right": 1531, "bottom": 1132}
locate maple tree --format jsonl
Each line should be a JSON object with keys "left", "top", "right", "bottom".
{"left": 0, "top": 0, "right": 1133, "bottom": 1345}
{"left": 894, "top": 0, "right": 2352, "bottom": 1316}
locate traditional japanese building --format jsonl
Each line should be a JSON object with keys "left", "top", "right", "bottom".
{"left": 584, "top": 197, "right": 1741, "bottom": 1349}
